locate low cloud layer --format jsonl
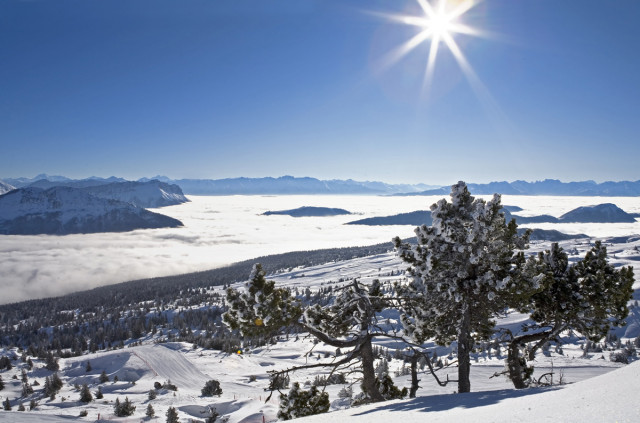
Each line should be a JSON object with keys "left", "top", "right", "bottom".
{"left": 1, "top": 195, "right": 639, "bottom": 304}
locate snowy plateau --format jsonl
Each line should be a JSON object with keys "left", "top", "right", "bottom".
{"left": 0, "top": 193, "right": 640, "bottom": 422}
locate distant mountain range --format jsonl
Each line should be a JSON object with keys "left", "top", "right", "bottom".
{"left": 0, "top": 178, "right": 188, "bottom": 235}
{"left": 345, "top": 203, "right": 636, "bottom": 241}
{"left": 506, "top": 203, "right": 637, "bottom": 224}
{"left": 396, "top": 179, "right": 640, "bottom": 197}
{"left": 5, "top": 177, "right": 188, "bottom": 208}
{"left": 0, "top": 180, "right": 14, "bottom": 195}
{"left": 347, "top": 203, "right": 636, "bottom": 226}
{"left": 0, "top": 186, "right": 183, "bottom": 235}
{"left": 3, "top": 175, "right": 640, "bottom": 196}
{"left": 139, "top": 175, "right": 437, "bottom": 195}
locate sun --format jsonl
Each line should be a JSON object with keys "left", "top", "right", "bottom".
{"left": 380, "top": 0, "right": 485, "bottom": 98}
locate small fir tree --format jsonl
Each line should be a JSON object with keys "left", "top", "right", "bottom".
{"left": 21, "top": 382, "right": 33, "bottom": 397}
{"left": 95, "top": 386, "right": 103, "bottom": 399}
{"left": 99, "top": 370, "right": 109, "bottom": 383}
{"left": 146, "top": 403, "right": 155, "bottom": 418}
{"left": 79, "top": 384, "right": 93, "bottom": 403}
{"left": 375, "top": 375, "right": 407, "bottom": 400}
{"left": 201, "top": 379, "right": 223, "bottom": 397}
{"left": 277, "top": 382, "right": 330, "bottom": 420}
{"left": 114, "top": 397, "right": 136, "bottom": 417}
{"left": 44, "top": 352, "right": 59, "bottom": 371}
{"left": 166, "top": 406, "right": 179, "bottom": 423}
{"left": 148, "top": 389, "right": 157, "bottom": 400}
{"left": 3, "top": 398, "right": 10, "bottom": 411}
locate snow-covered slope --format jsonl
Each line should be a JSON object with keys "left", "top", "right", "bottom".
{"left": 0, "top": 180, "right": 15, "bottom": 195}
{"left": 0, "top": 186, "right": 183, "bottom": 234}
{"left": 299, "top": 362, "right": 640, "bottom": 423}
{"left": 26, "top": 179, "right": 189, "bottom": 208}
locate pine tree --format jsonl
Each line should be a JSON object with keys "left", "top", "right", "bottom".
{"left": 79, "top": 384, "right": 93, "bottom": 403}
{"left": 506, "top": 241, "right": 634, "bottom": 388}
{"left": 114, "top": 396, "right": 136, "bottom": 417}
{"left": 44, "top": 352, "right": 59, "bottom": 371}
{"left": 85, "top": 361, "right": 92, "bottom": 372}
{"left": 201, "top": 379, "right": 223, "bottom": 397}
{"left": 148, "top": 389, "right": 157, "bottom": 400}
{"left": 395, "top": 181, "right": 531, "bottom": 393}
{"left": 277, "top": 382, "right": 330, "bottom": 420}
{"left": 0, "top": 374, "right": 4, "bottom": 391}
{"left": 224, "top": 264, "right": 302, "bottom": 338}
{"left": 146, "top": 403, "right": 155, "bottom": 418}
{"left": 166, "top": 406, "right": 179, "bottom": 423}
{"left": 99, "top": 370, "right": 109, "bottom": 383}
{"left": 225, "top": 266, "right": 389, "bottom": 402}
{"left": 2, "top": 398, "right": 10, "bottom": 411}
{"left": 21, "top": 382, "right": 33, "bottom": 397}
{"left": 44, "top": 373, "right": 63, "bottom": 397}
{"left": 205, "top": 407, "right": 219, "bottom": 423}
{"left": 375, "top": 375, "right": 407, "bottom": 400}
{"left": 95, "top": 386, "right": 103, "bottom": 399}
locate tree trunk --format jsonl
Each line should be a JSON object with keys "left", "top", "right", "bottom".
{"left": 506, "top": 328, "right": 558, "bottom": 389}
{"left": 507, "top": 340, "right": 528, "bottom": 389}
{"left": 457, "top": 305, "right": 472, "bottom": 393}
{"left": 409, "top": 354, "right": 420, "bottom": 398}
{"left": 360, "top": 337, "right": 384, "bottom": 402}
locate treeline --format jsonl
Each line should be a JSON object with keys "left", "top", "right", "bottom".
{"left": 0, "top": 242, "right": 394, "bottom": 352}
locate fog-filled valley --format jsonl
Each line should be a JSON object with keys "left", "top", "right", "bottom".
{"left": 1, "top": 194, "right": 640, "bottom": 304}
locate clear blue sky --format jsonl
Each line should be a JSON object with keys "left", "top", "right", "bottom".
{"left": 1, "top": 0, "right": 639, "bottom": 185}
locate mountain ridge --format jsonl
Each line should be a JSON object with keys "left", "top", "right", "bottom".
{"left": 0, "top": 186, "right": 183, "bottom": 235}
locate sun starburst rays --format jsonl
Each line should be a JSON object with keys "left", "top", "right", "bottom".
{"left": 380, "top": 0, "right": 482, "bottom": 99}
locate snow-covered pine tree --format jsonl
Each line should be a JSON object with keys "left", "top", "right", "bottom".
{"left": 506, "top": 241, "right": 634, "bottom": 388}
{"left": 224, "top": 263, "right": 302, "bottom": 338}
{"left": 277, "top": 382, "right": 329, "bottom": 420}
{"left": 224, "top": 264, "right": 389, "bottom": 402}
{"left": 394, "top": 181, "right": 531, "bottom": 393}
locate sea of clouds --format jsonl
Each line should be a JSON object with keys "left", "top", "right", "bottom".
{"left": 1, "top": 194, "right": 639, "bottom": 304}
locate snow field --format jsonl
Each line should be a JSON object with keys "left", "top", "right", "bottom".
{"left": 1, "top": 231, "right": 640, "bottom": 421}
